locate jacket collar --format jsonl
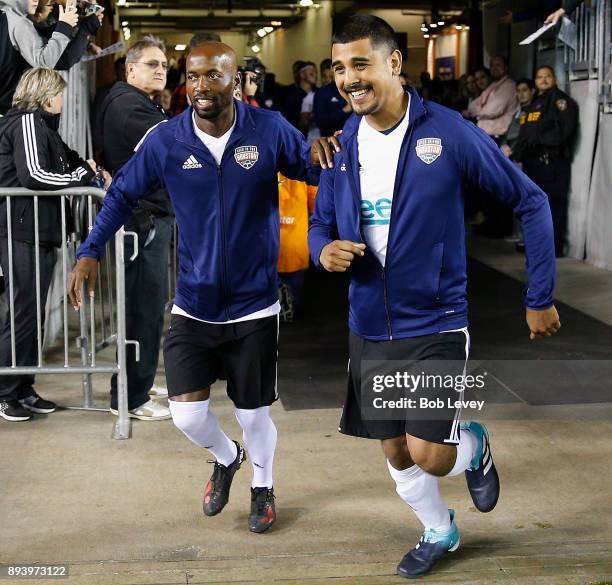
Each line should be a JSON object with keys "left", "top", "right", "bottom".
{"left": 174, "top": 98, "right": 256, "bottom": 149}
{"left": 340, "top": 85, "right": 427, "bottom": 142}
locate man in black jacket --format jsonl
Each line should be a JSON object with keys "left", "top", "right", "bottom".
{"left": 0, "top": 67, "right": 102, "bottom": 421}
{"left": 98, "top": 34, "right": 173, "bottom": 420}
{"left": 512, "top": 65, "right": 578, "bottom": 257}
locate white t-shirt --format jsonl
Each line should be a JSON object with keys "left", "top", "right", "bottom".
{"left": 170, "top": 111, "right": 280, "bottom": 324}
{"left": 191, "top": 110, "right": 236, "bottom": 165}
{"left": 300, "top": 91, "right": 321, "bottom": 145}
{"left": 357, "top": 95, "right": 410, "bottom": 266}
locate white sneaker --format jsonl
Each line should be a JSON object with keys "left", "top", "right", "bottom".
{"left": 148, "top": 384, "right": 169, "bottom": 397}
{"left": 110, "top": 399, "right": 171, "bottom": 421}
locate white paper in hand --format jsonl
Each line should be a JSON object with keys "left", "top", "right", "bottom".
{"left": 519, "top": 22, "right": 555, "bottom": 45}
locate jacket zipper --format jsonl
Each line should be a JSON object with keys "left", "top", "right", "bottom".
{"left": 381, "top": 269, "right": 393, "bottom": 340}
{"left": 216, "top": 165, "right": 232, "bottom": 321}
{"left": 381, "top": 106, "right": 417, "bottom": 342}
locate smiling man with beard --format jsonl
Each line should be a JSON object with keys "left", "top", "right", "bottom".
{"left": 309, "top": 14, "right": 560, "bottom": 578}
{"left": 69, "top": 42, "right": 320, "bottom": 533}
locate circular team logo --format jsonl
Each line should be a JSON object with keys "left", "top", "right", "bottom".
{"left": 234, "top": 145, "right": 259, "bottom": 169}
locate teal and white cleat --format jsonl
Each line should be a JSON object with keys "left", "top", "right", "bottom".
{"left": 396, "top": 509, "right": 460, "bottom": 578}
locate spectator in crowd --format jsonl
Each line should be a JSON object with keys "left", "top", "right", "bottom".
{"left": 313, "top": 58, "right": 351, "bottom": 138}
{"left": 91, "top": 57, "right": 125, "bottom": 157}
{"left": 0, "top": 0, "right": 79, "bottom": 115}
{"left": 0, "top": 67, "right": 108, "bottom": 422}
{"left": 98, "top": 35, "right": 174, "bottom": 420}
{"left": 155, "top": 88, "right": 173, "bottom": 114}
{"left": 238, "top": 56, "right": 266, "bottom": 107}
{"left": 473, "top": 67, "right": 490, "bottom": 93}
{"left": 465, "top": 73, "right": 480, "bottom": 102}
{"left": 501, "top": 77, "right": 536, "bottom": 249}
{"left": 512, "top": 66, "right": 578, "bottom": 257}
{"left": 467, "top": 57, "right": 517, "bottom": 143}
{"left": 501, "top": 78, "right": 535, "bottom": 157}
{"left": 299, "top": 59, "right": 332, "bottom": 143}
{"left": 466, "top": 57, "right": 518, "bottom": 237}
{"left": 171, "top": 31, "right": 221, "bottom": 116}
{"left": 282, "top": 60, "right": 317, "bottom": 131}
{"left": 31, "top": 0, "right": 103, "bottom": 70}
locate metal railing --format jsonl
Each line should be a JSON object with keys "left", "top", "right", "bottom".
{"left": 568, "top": 0, "right": 612, "bottom": 112}
{"left": 0, "top": 187, "right": 136, "bottom": 439}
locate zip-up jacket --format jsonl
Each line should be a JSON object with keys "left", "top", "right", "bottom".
{"left": 0, "top": 108, "right": 95, "bottom": 246}
{"left": 77, "top": 99, "right": 319, "bottom": 321}
{"left": 309, "top": 87, "right": 556, "bottom": 341}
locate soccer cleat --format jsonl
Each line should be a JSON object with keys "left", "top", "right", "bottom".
{"left": 461, "top": 421, "right": 500, "bottom": 512}
{"left": 397, "top": 509, "right": 460, "bottom": 578}
{"left": 202, "top": 441, "right": 245, "bottom": 516}
{"left": 0, "top": 399, "right": 32, "bottom": 421}
{"left": 249, "top": 487, "right": 276, "bottom": 533}
{"left": 19, "top": 391, "right": 56, "bottom": 414}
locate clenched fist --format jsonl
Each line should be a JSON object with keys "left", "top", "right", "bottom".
{"left": 320, "top": 240, "right": 366, "bottom": 272}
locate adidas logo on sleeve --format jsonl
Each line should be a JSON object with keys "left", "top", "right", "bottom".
{"left": 182, "top": 155, "right": 202, "bottom": 169}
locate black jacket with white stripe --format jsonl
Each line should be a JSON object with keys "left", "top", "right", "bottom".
{"left": 0, "top": 108, "right": 95, "bottom": 246}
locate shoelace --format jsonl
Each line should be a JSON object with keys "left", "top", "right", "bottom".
{"left": 253, "top": 489, "right": 274, "bottom": 515}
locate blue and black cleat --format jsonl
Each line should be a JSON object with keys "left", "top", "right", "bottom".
{"left": 461, "top": 421, "right": 500, "bottom": 513}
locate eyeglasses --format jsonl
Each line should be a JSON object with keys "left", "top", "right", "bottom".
{"left": 132, "top": 60, "right": 169, "bottom": 71}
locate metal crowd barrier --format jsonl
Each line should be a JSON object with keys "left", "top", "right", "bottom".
{"left": 0, "top": 187, "right": 136, "bottom": 439}
{"left": 568, "top": 0, "right": 612, "bottom": 112}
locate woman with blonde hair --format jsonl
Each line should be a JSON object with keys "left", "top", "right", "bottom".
{"left": 0, "top": 67, "right": 108, "bottom": 422}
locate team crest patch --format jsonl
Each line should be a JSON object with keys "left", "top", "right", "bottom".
{"left": 556, "top": 99, "right": 568, "bottom": 111}
{"left": 415, "top": 138, "right": 443, "bottom": 164}
{"left": 234, "top": 145, "right": 259, "bottom": 169}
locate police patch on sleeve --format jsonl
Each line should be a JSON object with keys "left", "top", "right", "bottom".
{"left": 234, "top": 146, "right": 259, "bottom": 169}
{"left": 415, "top": 138, "right": 443, "bottom": 164}
{"left": 556, "top": 99, "right": 568, "bottom": 111}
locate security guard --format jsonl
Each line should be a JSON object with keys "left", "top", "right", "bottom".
{"left": 513, "top": 65, "right": 578, "bottom": 256}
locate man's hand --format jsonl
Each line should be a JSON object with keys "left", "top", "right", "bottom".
{"left": 100, "top": 169, "right": 112, "bottom": 189}
{"left": 526, "top": 305, "right": 561, "bottom": 340}
{"left": 68, "top": 257, "right": 98, "bottom": 310}
{"left": 320, "top": 240, "right": 366, "bottom": 272}
{"left": 544, "top": 8, "right": 566, "bottom": 25}
{"left": 311, "top": 135, "right": 342, "bottom": 170}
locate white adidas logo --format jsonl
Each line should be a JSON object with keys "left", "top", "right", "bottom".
{"left": 182, "top": 155, "right": 202, "bottom": 169}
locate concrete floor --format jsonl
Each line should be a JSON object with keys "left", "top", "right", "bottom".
{"left": 1, "top": 239, "right": 612, "bottom": 585}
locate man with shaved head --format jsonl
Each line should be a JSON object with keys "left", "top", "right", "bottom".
{"left": 69, "top": 40, "right": 320, "bottom": 534}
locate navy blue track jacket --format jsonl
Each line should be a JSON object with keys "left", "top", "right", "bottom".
{"left": 308, "top": 87, "right": 556, "bottom": 341}
{"left": 77, "top": 99, "right": 319, "bottom": 322}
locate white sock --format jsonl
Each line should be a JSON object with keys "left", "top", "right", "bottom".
{"left": 446, "top": 429, "right": 477, "bottom": 477}
{"left": 235, "top": 406, "right": 277, "bottom": 488}
{"left": 169, "top": 399, "right": 237, "bottom": 466}
{"left": 387, "top": 460, "right": 451, "bottom": 532}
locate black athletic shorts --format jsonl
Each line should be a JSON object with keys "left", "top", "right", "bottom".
{"left": 339, "top": 329, "right": 469, "bottom": 445}
{"left": 163, "top": 314, "right": 279, "bottom": 409}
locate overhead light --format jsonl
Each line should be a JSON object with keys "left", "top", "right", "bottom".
{"left": 464, "top": 25, "right": 470, "bottom": 30}
{"left": 430, "top": 22, "right": 437, "bottom": 28}
{"left": 121, "top": 20, "right": 128, "bottom": 26}
{"left": 264, "top": 26, "right": 274, "bottom": 33}
{"left": 123, "top": 27, "right": 130, "bottom": 40}
{"left": 299, "top": 0, "right": 314, "bottom": 6}
{"left": 257, "top": 28, "right": 267, "bottom": 37}
{"left": 438, "top": 20, "right": 445, "bottom": 26}
{"left": 455, "top": 24, "right": 463, "bottom": 30}
{"left": 117, "top": 0, "right": 126, "bottom": 5}
{"left": 251, "top": 44, "right": 260, "bottom": 53}
{"left": 432, "top": 34, "right": 438, "bottom": 38}
{"left": 423, "top": 34, "right": 430, "bottom": 38}
{"left": 271, "top": 20, "right": 282, "bottom": 26}
{"left": 420, "top": 25, "right": 427, "bottom": 31}
{"left": 175, "top": 44, "right": 186, "bottom": 51}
